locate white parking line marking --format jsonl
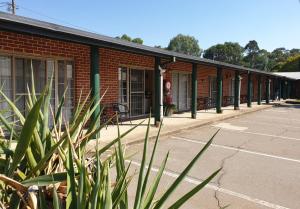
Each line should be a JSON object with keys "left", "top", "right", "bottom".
{"left": 265, "top": 109, "right": 287, "bottom": 113}
{"left": 129, "top": 160, "right": 289, "bottom": 209}
{"left": 255, "top": 115, "right": 300, "bottom": 122}
{"left": 171, "top": 136, "right": 300, "bottom": 164}
{"left": 212, "top": 122, "right": 248, "bottom": 131}
{"left": 236, "top": 120, "right": 300, "bottom": 129}
{"left": 241, "top": 130, "right": 300, "bottom": 142}
{"left": 212, "top": 123, "right": 300, "bottom": 142}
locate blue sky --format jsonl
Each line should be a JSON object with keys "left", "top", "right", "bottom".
{"left": 1, "top": 0, "right": 300, "bottom": 51}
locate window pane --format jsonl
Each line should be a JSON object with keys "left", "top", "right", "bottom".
{"left": 65, "top": 62, "right": 74, "bottom": 121}
{"left": 32, "top": 59, "right": 46, "bottom": 94}
{"left": 58, "top": 60, "right": 73, "bottom": 122}
{"left": 47, "top": 60, "right": 55, "bottom": 126}
{"left": 24, "top": 59, "right": 46, "bottom": 94}
{"left": 15, "top": 58, "right": 25, "bottom": 115}
{"left": 16, "top": 58, "right": 46, "bottom": 116}
{"left": 0, "top": 56, "right": 13, "bottom": 126}
{"left": 58, "top": 60, "right": 65, "bottom": 99}
{"left": 118, "top": 68, "right": 128, "bottom": 104}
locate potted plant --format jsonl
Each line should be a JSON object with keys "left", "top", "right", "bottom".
{"left": 164, "top": 103, "right": 176, "bottom": 116}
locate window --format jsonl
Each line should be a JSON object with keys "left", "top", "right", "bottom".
{"left": 0, "top": 55, "right": 74, "bottom": 126}
{"left": 15, "top": 58, "right": 46, "bottom": 115}
{"left": 0, "top": 56, "right": 13, "bottom": 123}
{"left": 118, "top": 68, "right": 128, "bottom": 105}
{"left": 58, "top": 60, "right": 74, "bottom": 121}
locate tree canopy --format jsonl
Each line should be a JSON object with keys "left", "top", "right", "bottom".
{"left": 167, "top": 34, "right": 202, "bottom": 56}
{"left": 203, "top": 42, "right": 244, "bottom": 65}
{"left": 115, "top": 32, "right": 299, "bottom": 72}
{"left": 275, "top": 55, "right": 300, "bottom": 72}
{"left": 132, "top": 38, "right": 143, "bottom": 44}
{"left": 116, "top": 34, "right": 144, "bottom": 44}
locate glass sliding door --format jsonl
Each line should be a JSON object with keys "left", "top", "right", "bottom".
{"left": 118, "top": 68, "right": 129, "bottom": 118}
{"left": 178, "top": 74, "right": 188, "bottom": 110}
{"left": 172, "top": 72, "right": 191, "bottom": 112}
{"left": 130, "top": 69, "right": 145, "bottom": 117}
{"left": 118, "top": 68, "right": 147, "bottom": 118}
{"left": 172, "top": 73, "right": 178, "bottom": 109}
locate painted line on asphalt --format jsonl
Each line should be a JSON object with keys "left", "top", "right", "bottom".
{"left": 254, "top": 115, "right": 300, "bottom": 123}
{"left": 211, "top": 124, "right": 300, "bottom": 142}
{"left": 265, "top": 109, "right": 288, "bottom": 113}
{"left": 129, "top": 160, "right": 289, "bottom": 209}
{"left": 241, "top": 130, "right": 300, "bottom": 142}
{"left": 171, "top": 136, "right": 300, "bottom": 164}
{"left": 236, "top": 120, "right": 300, "bottom": 129}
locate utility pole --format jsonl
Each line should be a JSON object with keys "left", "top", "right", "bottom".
{"left": 11, "top": 0, "right": 15, "bottom": 14}
{"left": 1, "top": 0, "right": 17, "bottom": 14}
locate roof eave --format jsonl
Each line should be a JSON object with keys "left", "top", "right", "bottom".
{"left": 0, "top": 12, "right": 295, "bottom": 80}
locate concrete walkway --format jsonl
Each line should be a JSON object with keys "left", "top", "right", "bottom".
{"left": 87, "top": 101, "right": 281, "bottom": 150}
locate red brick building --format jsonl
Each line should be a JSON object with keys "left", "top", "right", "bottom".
{"left": 0, "top": 12, "right": 296, "bottom": 125}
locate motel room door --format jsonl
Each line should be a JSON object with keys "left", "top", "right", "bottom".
{"left": 172, "top": 72, "right": 191, "bottom": 112}
{"left": 130, "top": 69, "right": 145, "bottom": 117}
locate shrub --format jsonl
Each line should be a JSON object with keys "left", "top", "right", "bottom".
{"left": 0, "top": 72, "right": 220, "bottom": 208}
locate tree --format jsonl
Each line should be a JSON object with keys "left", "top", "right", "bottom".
{"left": 270, "top": 47, "right": 289, "bottom": 63}
{"left": 255, "top": 49, "right": 270, "bottom": 71}
{"left": 290, "top": 48, "right": 300, "bottom": 57}
{"left": 267, "top": 48, "right": 300, "bottom": 71}
{"left": 244, "top": 40, "right": 260, "bottom": 68}
{"left": 277, "top": 55, "right": 300, "bottom": 72}
{"left": 132, "top": 37, "right": 143, "bottom": 44}
{"left": 167, "top": 34, "right": 201, "bottom": 56}
{"left": 267, "top": 47, "right": 289, "bottom": 71}
{"left": 203, "top": 42, "right": 244, "bottom": 65}
{"left": 116, "top": 34, "right": 144, "bottom": 44}
{"left": 118, "top": 34, "right": 132, "bottom": 42}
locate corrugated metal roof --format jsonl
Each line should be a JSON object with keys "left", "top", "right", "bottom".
{"left": 0, "top": 11, "right": 294, "bottom": 80}
{"left": 274, "top": 72, "right": 300, "bottom": 80}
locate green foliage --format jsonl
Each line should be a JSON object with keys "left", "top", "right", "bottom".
{"left": 119, "top": 34, "right": 132, "bottom": 42}
{"left": 244, "top": 40, "right": 260, "bottom": 55}
{"left": 243, "top": 40, "right": 261, "bottom": 68}
{"left": 0, "top": 72, "right": 220, "bottom": 208}
{"left": 167, "top": 34, "right": 202, "bottom": 56}
{"left": 278, "top": 55, "right": 300, "bottom": 72}
{"left": 117, "top": 34, "right": 144, "bottom": 44}
{"left": 203, "top": 42, "right": 244, "bottom": 65}
{"left": 132, "top": 38, "right": 143, "bottom": 44}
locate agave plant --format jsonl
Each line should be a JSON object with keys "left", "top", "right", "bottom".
{"left": 0, "top": 70, "right": 221, "bottom": 209}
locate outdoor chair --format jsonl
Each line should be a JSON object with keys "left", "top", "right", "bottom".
{"left": 112, "top": 103, "right": 131, "bottom": 124}
{"left": 100, "top": 104, "right": 114, "bottom": 129}
{"left": 204, "top": 97, "right": 216, "bottom": 111}
{"left": 223, "top": 96, "right": 234, "bottom": 106}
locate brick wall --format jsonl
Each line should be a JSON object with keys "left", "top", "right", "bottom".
{"left": 99, "top": 48, "right": 154, "bottom": 104}
{"left": 197, "top": 65, "right": 216, "bottom": 98}
{"left": 0, "top": 30, "right": 90, "bottom": 104}
{"left": 1, "top": 30, "right": 277, "bottom": 115}
{"left": 222, "top": 69, "right": 235, "bottom": 97}
{"left": 165, "top": 61, "right": 193, "bottom": 81}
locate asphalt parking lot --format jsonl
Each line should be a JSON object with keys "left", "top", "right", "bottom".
{"left": 127, "top": 104, "right": 300, "bottom": 209}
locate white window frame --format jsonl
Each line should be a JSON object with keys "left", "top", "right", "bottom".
{"left": 0, "top": 53, "right": 74, "bottom": 120}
